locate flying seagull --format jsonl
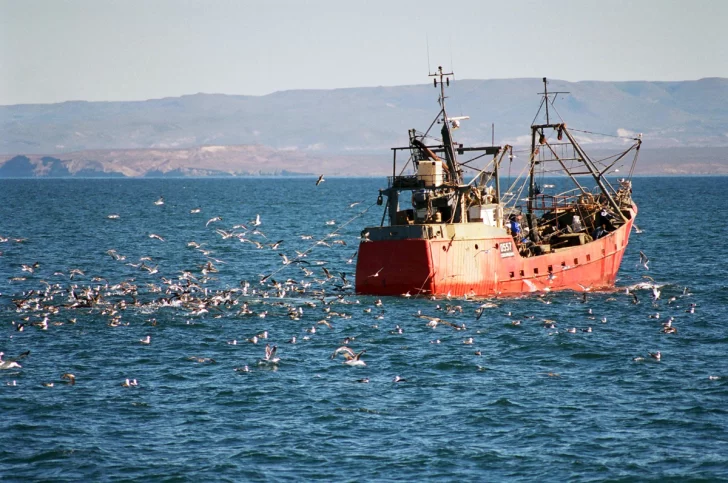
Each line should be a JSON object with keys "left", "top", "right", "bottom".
{"left": 638, "top": 251, "right": 649, "bottom": 270}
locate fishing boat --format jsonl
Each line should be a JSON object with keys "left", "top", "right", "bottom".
{"left": 355, "top": 67, "right": 641, "bottom": 297}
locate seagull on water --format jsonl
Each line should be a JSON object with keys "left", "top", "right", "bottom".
{"left": 154, "top": 197, "right": 164, "bottom": 206}
{"left": 260, "top": 343, "right": 280, "bottom": 364}
{"left": 61, "top": 373, "right": 76, "bottom": 385}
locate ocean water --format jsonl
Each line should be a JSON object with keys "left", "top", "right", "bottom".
{"left": 0, "top": 176, "right": 727, "bottom": 482}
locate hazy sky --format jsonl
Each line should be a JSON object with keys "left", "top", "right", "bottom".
{"left": 1, "top": 0, "right": 726, "bottom": 105}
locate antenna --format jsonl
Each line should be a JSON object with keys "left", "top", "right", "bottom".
{"left": 538, "top": 77, "right": 569, "bottom": 125}
{"left": 449, "top": 35, "right": 454, "bottom": 75}
{"left": 426, "top": 35, "right": 431, "bottom": 75}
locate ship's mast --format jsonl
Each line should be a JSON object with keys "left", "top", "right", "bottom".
{"left": 530, "top": 78, "right": 629, "bottom": 224}
{"left": 430, "top": 66, "right": 461, "bottom": 184}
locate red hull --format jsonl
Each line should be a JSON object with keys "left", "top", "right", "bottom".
{"left": 356, "top": 206, "right": 636, "bottom": 297}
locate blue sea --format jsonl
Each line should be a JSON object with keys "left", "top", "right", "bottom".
{"left": 1, "top": 176, "right": 727, "bottom": 482}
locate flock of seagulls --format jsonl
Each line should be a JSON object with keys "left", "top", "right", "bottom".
{"left": 0, "top": 190, "right": 718, "bottom": 391}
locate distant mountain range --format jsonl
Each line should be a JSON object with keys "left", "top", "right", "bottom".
{"left": 1, "top": 77, "right": 727, "bottom": 177}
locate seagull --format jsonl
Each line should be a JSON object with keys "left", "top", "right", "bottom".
{"left": 331, "top": 345, "right": 357, "bottom": 359}
{"left": 154, "top": 197, "right": 164, "bottom": 206}
{"left": 392, "top": 376, "right": 407, "bottom": 383}
{"left": 61, "top": 373, "right": 76, "bottom": 385}
{"left": 316, "top": 174, "right": 325, "bottom": 186}
{"left": 0, "top": 359, "right": 22, "bottom": 370}
{"left": 139, "top": 335, "right": 151, "bottom": 344}
{"left": 638, "top": 251, "right": 649, "bottom": 270}
{"left": 21, "top": 262, "right": 40, "bottom": 273}
{"left": 107, "top": 214, "right": 120, "bottom": 219}
{"left": 206, "top": 216, "right": 222, "bottom": 227}
{"left": 349, "top": 201, "right": 363, "bottom": 208}
{"left": 649, "top": 351, "right": 661, "bottom": 361}
{"left": 190, "top": 208, "right": 202, "bottom": 214}
{"left": 252, "top": 214, "right": 261, "bottom": 227}
{"left": 149, "top": 233, "right": 165, "bottom": 242}
{"left": 344, "top": 351, "right": 367, "bottom": 367}
{"left": 0, "top": 350, "right": 29, "bottom": 370}
{"left": 260, "top": 343, "right": 280, "bottom": 364}
{"left": 368, "top": 267, "right": 384, "bottom": 278}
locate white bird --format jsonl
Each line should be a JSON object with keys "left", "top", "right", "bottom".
{"left": 149, "top": 233, "right": 165, "bottom": 242}
{"left": 344, "top": 350, "right": 367, "bottom": 367}
{"left": 368, "top": 267, "right": 384, "bottom": 278}
{"left": 0, "top": 360, "right": 22, "bottom": 370}
{"left": 252, "top": 214, "right": 261, "bottom": 227}
{"left": 260, "top": 343, "right": 280, "bottom": 364}
{"left": 316, "top": 174, "right": 325, "bottom": 186}
{"left": 154, "top": 197, "right": 164, "bottom": 206}
{"left": 139, "top": 335, "right": 151, "bottom": 344}
{"left": 0, "top": 350, "right": 29, "bottom": 370}
{"left": 206, "top": 216, "right": 222, "bottom": 227}
{"left": 190, "top": 208, "right": 202, "bottom": 214}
